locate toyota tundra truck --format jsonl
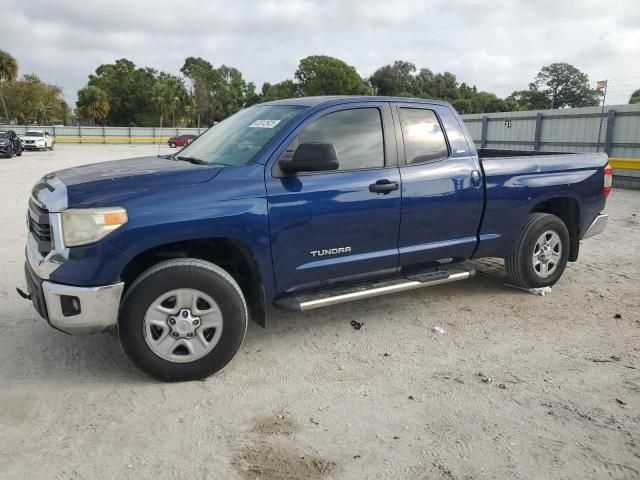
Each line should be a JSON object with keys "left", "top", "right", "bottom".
{"left": 22, "top": 96, "right": 611, "bottom": 381}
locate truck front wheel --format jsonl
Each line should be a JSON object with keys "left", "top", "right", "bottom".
{"left": 118, "top": 259, "right": 248, "bottom": 381}
{"left": 504, "top": 213, "right": 570, "bottom": 289}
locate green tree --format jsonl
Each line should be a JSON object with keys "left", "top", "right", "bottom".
{"left": 149, "top": 73, "right": 188, "bottom": 128}
{"left": 414, "top": 69, "right": 459, "bottom": 101}
{"left": 0, "top": 50, "right": 18, "bottom": 122}
{"left": 180, "top": 57, "right": 258, "bottom": 126}
{"left": 216, "top": 65, "right": 257, "bottom": 116}
{"left": 76, "top": 85, "right": 110, "bottom": 125}
{"left": 182, "top": 58, "right": 221, "bottom": 127}
{"left": 506, "top": 89, "right": 551, "bottom": 110}
{"left": 368, "top": 61, "right": 460, "bottom": 102}
{"left": 529, "top": 63, "right": 600, "bottom": 109}
{"left": 85, "top": 59, "right": 159, "bottom": 126}
{"left": 4, "top": 74, "right": 66, "bottom": 124}
{"left": 630, "top": 89, "right": 640, "bottom": 104}
{"left": 295, "top": 55, "right": 367, "bottom": 96}
{"left": 80, "top": 59, "right": 188, "bottom": 126}
{"left": 260, "top": 80, "right": 300, "bottom": 102}
{"left": 369, "top": 61, "right": 416, "bottom": 96}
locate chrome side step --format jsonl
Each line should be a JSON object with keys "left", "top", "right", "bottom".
{"left": 274, "top": 264, "right": 475, "bottom": 312}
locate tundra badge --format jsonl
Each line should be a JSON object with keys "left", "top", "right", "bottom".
{"left": 310, "top": 247, "right": 352, "bottom": 257}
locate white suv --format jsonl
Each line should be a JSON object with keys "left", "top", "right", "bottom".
{"left": 22, "top": 130, "right": 54, "bottom": 151}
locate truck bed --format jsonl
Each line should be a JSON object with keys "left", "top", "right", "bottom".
{"left": 473, "top": 149, "right": 608, "bottom": 260}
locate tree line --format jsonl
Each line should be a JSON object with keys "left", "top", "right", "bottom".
{"left": 1, "top": 48, "right": 638, "bottom": 127}
{"left": 0, "top": 50, "right": 69, "bottom": 124}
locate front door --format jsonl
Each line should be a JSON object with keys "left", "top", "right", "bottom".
{"left": 266, "top": 103, "right": 401, "bottom": 293}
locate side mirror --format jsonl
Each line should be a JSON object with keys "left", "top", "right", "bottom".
{"left": 279, "top": 142, "right": 339, "bottom": 173}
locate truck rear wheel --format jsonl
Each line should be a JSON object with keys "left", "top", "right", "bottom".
{"left": 504, "top": 213, "right": 570, "bottom": 289}
{"left": 118, "top": 259, "right": 248, "bottom": 381}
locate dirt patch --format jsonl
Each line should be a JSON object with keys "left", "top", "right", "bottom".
{"left": 234, "top": 442, "right": 336, "bottom": 480}
{"left": 251, "top": 411, "right": 298, "bottom": 437}
{"left": 235, "top": 411, "right": 336, "bottom": 479}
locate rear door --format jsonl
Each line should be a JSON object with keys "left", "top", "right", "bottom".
{"left": 266, "top": 102, "right": 401, "bottom": 293}
{"left": 393, "top": 103, "right": 484, "bottom": 267}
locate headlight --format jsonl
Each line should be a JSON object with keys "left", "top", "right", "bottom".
{"left": 61, "top": 207, "right": 128, "bottom": 247}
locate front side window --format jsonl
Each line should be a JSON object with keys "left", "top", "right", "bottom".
{"left": 299, "top": 108, "right": 385, "bottom": 171}
{"left": 398, "top": 108, "right": 448, "bottom": 164}
{"left": 178, "top": 105, "right": 305, "bottom": 166}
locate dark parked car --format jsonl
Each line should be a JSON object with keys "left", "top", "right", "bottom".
{"left": 0, "top": 130, "right": 23, "bottom": 158}
{"left": 168, "top": 134, "right": 196, "bottom": 148}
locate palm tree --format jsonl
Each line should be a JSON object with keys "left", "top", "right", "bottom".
{"left": 0, "top": 50, "right": 18, "bottom": 123}
{"left": 150, "top": 83, "right": 170, "bottom": 129}
{"left": 76, "top": 85, "right": 110, "bottom": 125}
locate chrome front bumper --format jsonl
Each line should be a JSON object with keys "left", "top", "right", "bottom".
{"left": 26, "top": 236, "right": 124, "bottom": 335}
{"left": 42, "top": 280, "right": 124, "bottom": 334}
{"left": 582, "top": 213, "right": 608, "bottom": 239}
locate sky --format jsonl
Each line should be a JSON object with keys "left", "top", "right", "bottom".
{"left": 2, "top": 0, "right": 639, "bottom": 106}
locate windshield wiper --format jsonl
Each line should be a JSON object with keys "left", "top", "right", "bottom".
{"left": 175, "top": 156, "right": 209, "bottom": 165}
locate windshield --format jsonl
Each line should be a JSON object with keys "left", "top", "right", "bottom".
{"left": 0, "top": 132, "right": 6, "bottom": 139}
{"left": 177, "top": 105, "right": 306, "bottom": 166}
{"left": 25, "top": 131, "right": 44, "bottom": 137}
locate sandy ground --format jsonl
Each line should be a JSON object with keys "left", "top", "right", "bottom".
{"left": 0, "top": 144, "right": 639, "bottom": 480}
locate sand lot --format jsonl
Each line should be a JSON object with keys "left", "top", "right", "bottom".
{"left": 0, "top": 144, "right": 638, "bottom": 479}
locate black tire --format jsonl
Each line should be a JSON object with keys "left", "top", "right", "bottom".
{"left": 118, "top": 259, "right": 248, "bottom": 382}
{"left": 169, "top": 142, "right": 176, "bottom": 148}
{"left": 504, "top": 213, "right": 570, "bottom": 289}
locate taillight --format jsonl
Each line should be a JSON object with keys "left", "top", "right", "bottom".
{"left": 603, "top": 163, "right": 612, "bottom": 198}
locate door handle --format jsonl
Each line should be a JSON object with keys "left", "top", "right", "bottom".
{"left": 369, "top": 180, "right": 399, "bottom": 194}
{"left": 471, "top": 170, "right": 482, "bottom": 187}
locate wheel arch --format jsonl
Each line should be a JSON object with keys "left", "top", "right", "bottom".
{"left": 120, "top": 237, "right": 267, "bottom": 327}
{"left": 530, "top": 196, "right": 580, "bottom": 261}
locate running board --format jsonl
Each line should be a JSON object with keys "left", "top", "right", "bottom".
{"left": 274, "top": 264, "right": 475, "bottom": 312}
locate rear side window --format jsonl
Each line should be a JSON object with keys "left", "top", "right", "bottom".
{"left": 398, "top": 108, "right": 448, "bottom": 164}
{"left": 299, "top": 108, "right": 384, "bottom": 171}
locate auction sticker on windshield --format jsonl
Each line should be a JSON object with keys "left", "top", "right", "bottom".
{"left": 249, "top": 119, "right": 281, "bottom": 128}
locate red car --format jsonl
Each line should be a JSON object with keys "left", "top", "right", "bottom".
{"left": 168, "top": 134, "right": 196, "bottom": 148}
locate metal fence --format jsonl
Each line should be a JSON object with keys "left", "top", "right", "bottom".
{"left": 461, "top": 104, "right": 640, "bottom": 165}
{"left": 0, "top": 125, "right": 207, "bottom": 143}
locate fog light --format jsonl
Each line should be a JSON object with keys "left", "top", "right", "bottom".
{"left": 60, "top": 295, "right": 81, "bottom": 316}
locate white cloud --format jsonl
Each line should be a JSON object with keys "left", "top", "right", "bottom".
{"left": 1, "top": 0, "right": 639, "bottom": 106}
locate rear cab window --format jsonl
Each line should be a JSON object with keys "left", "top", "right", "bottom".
{"left": 397, "top": 108, "right": 449, "bottom": 165}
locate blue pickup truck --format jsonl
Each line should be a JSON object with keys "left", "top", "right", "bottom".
{"left": 23, "top": 96, "right": 611, "bottom": 381}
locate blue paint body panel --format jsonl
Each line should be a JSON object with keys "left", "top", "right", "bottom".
{"left": 473, "top": 154, "right": 607, "bottom": 258}
{"left": 38, "top": 96, "right": 609, "bottom": 309}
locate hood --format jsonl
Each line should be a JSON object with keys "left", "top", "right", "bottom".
{"left": 50, "top": 156, "right": 221, "bottom": 208}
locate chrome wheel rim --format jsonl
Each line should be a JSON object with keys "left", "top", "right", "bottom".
{"left": 532, "top": 230, "right": 562, "bottom": 278}
{"left": 143, "top": 288, "right": 223, "bottom": 363}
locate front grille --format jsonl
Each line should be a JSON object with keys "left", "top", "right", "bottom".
{"left": 28, "top": 198, "right": 52, "bottom": 255}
